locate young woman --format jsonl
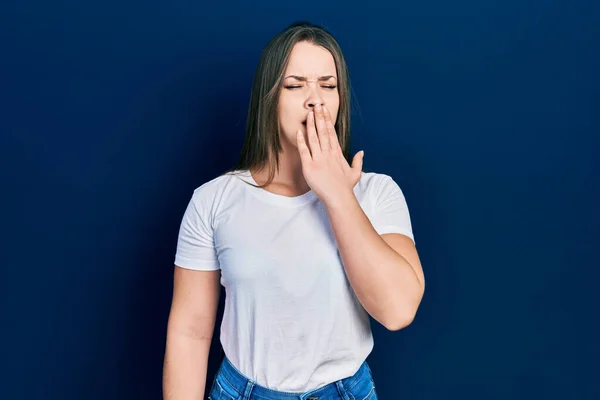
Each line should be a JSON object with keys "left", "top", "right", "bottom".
{"left": 163, "top": 21, "right": 425, "bottom": 400}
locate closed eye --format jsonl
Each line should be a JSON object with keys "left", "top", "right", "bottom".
{"left": 284, "top": 85, "right": 337, "bottom": 90}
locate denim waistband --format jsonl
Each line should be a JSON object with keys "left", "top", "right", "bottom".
{"left": 215, "top": 356, "right": 372, "bottom": 399}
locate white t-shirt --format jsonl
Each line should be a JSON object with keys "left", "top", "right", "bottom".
{"left": 174, "top": 169, "right": 414, "bottom": 393}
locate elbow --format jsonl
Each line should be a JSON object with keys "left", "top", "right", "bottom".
{"left": 383, "top": 294, "right": 423, "bottom": 331}
{"left": 383, "top": 312, "right": 415, "bottom": 331}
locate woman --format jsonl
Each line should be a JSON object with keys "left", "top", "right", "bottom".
{"left": 163, "top": 21, "right": 425, "bottom": 400}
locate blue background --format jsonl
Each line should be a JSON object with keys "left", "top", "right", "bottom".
{"left": 1, "top": 1, "right": 599, "bottom": 399}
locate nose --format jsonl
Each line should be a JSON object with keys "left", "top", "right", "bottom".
{"left": 306, "top": 101, "right": 325, "bottom": 116}
{"left": 304, "top": 85, "right": 325, "bottom": 111}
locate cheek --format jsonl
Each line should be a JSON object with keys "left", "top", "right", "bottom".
{"left": 277, "top": 99, "right": 295, "bottom": 121}
{"left": 330, "top": 106, "right": 340, "bottom": 124}
{"left": 327, "top": 94, "right": 340, "bottom": 121}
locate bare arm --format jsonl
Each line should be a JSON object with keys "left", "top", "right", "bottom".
{"left": 326, "top": 193, "right": 425, "bottom": 331}
{"left": 163, "top": 266, "right": 221, "bottom": 400}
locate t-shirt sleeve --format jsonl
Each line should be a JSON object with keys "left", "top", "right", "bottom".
{"left": 173, "top": 189, "right": 220, "bottom": 271}
{"left": 370, "top": 174, "right": 415, "bottom": 243}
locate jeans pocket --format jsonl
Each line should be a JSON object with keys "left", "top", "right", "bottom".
{"left": 346, "top": 375, "right": 377, "bottom": 400}
{"left": 208, "top": 376, "right": 240, "bottom": 400}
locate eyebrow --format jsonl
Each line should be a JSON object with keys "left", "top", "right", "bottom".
{"left": 284, "top": 75, "right": 337, "bottom": 81}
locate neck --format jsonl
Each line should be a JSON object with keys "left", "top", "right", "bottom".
{"left": 251, "top": 141, "right": 310, "bottom": 195}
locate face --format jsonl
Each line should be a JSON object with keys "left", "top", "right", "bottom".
{"left": 278, "top": 41, "right": 340, "bottom": 148}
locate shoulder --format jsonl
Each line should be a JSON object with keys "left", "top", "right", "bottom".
{"left": 356, "top": 170, "right": 415, "bottom": 240}
{"left": 356, "top": 171, "right": 405, "bottom": 199}
{"left": 191, "top": 170, "right": 247, "bottom": 196}
{"left": 188, "top": 170, "right": 246, "bottom": 210}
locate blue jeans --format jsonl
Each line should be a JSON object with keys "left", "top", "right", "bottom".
{"left": 208, "top": 356, "right": 379, "bottom": 400}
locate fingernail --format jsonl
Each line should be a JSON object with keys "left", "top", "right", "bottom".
{"left": 315, "top": 104, "right": 322, "bottom": 111}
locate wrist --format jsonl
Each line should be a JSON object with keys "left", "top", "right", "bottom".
{"left": 323, "top": 188, "right": 357, "bottom": 211}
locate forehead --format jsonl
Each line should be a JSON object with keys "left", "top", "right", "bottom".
{"left": 284, "top": 41, "right": 337, "bottom": 77}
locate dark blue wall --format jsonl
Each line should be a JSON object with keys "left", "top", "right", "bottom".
{"left": 2, "top": 1, "right": 598, "bottom": 399}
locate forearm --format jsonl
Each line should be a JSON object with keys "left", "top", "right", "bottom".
{"left": 163, "top": 332, "right": 212, "bottom": 400}
{"left": 325, "top": 191, "right": 424, "bottom": 330}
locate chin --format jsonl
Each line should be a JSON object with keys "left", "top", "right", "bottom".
{"left": 280, "top": 128, "right": 304, "bottom": 148}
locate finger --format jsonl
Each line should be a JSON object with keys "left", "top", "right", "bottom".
{"left": 296, "top": 130, "right": 313, "bottom": 163}
{"left": 315, "top": 104, "right": 330, "bottom": 152}
{"left": 322, "top": 106, "right": 340, "bottom": 152}
{"left": 306, "top": 111, "right": 321, "bottom": 158}
{"left": 351, "top": 150, "right": 365, "bottom": 173}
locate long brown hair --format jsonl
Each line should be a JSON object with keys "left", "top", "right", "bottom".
{"left": 225, "top": 21, "right": 353, "bottom": 187}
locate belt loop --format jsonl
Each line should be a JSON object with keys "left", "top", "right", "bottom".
{"left": 335, "top": 380, "right": 351, "bottom": 400}
{"left": 242, "top": 380, "right": 255, "bottom": 400}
